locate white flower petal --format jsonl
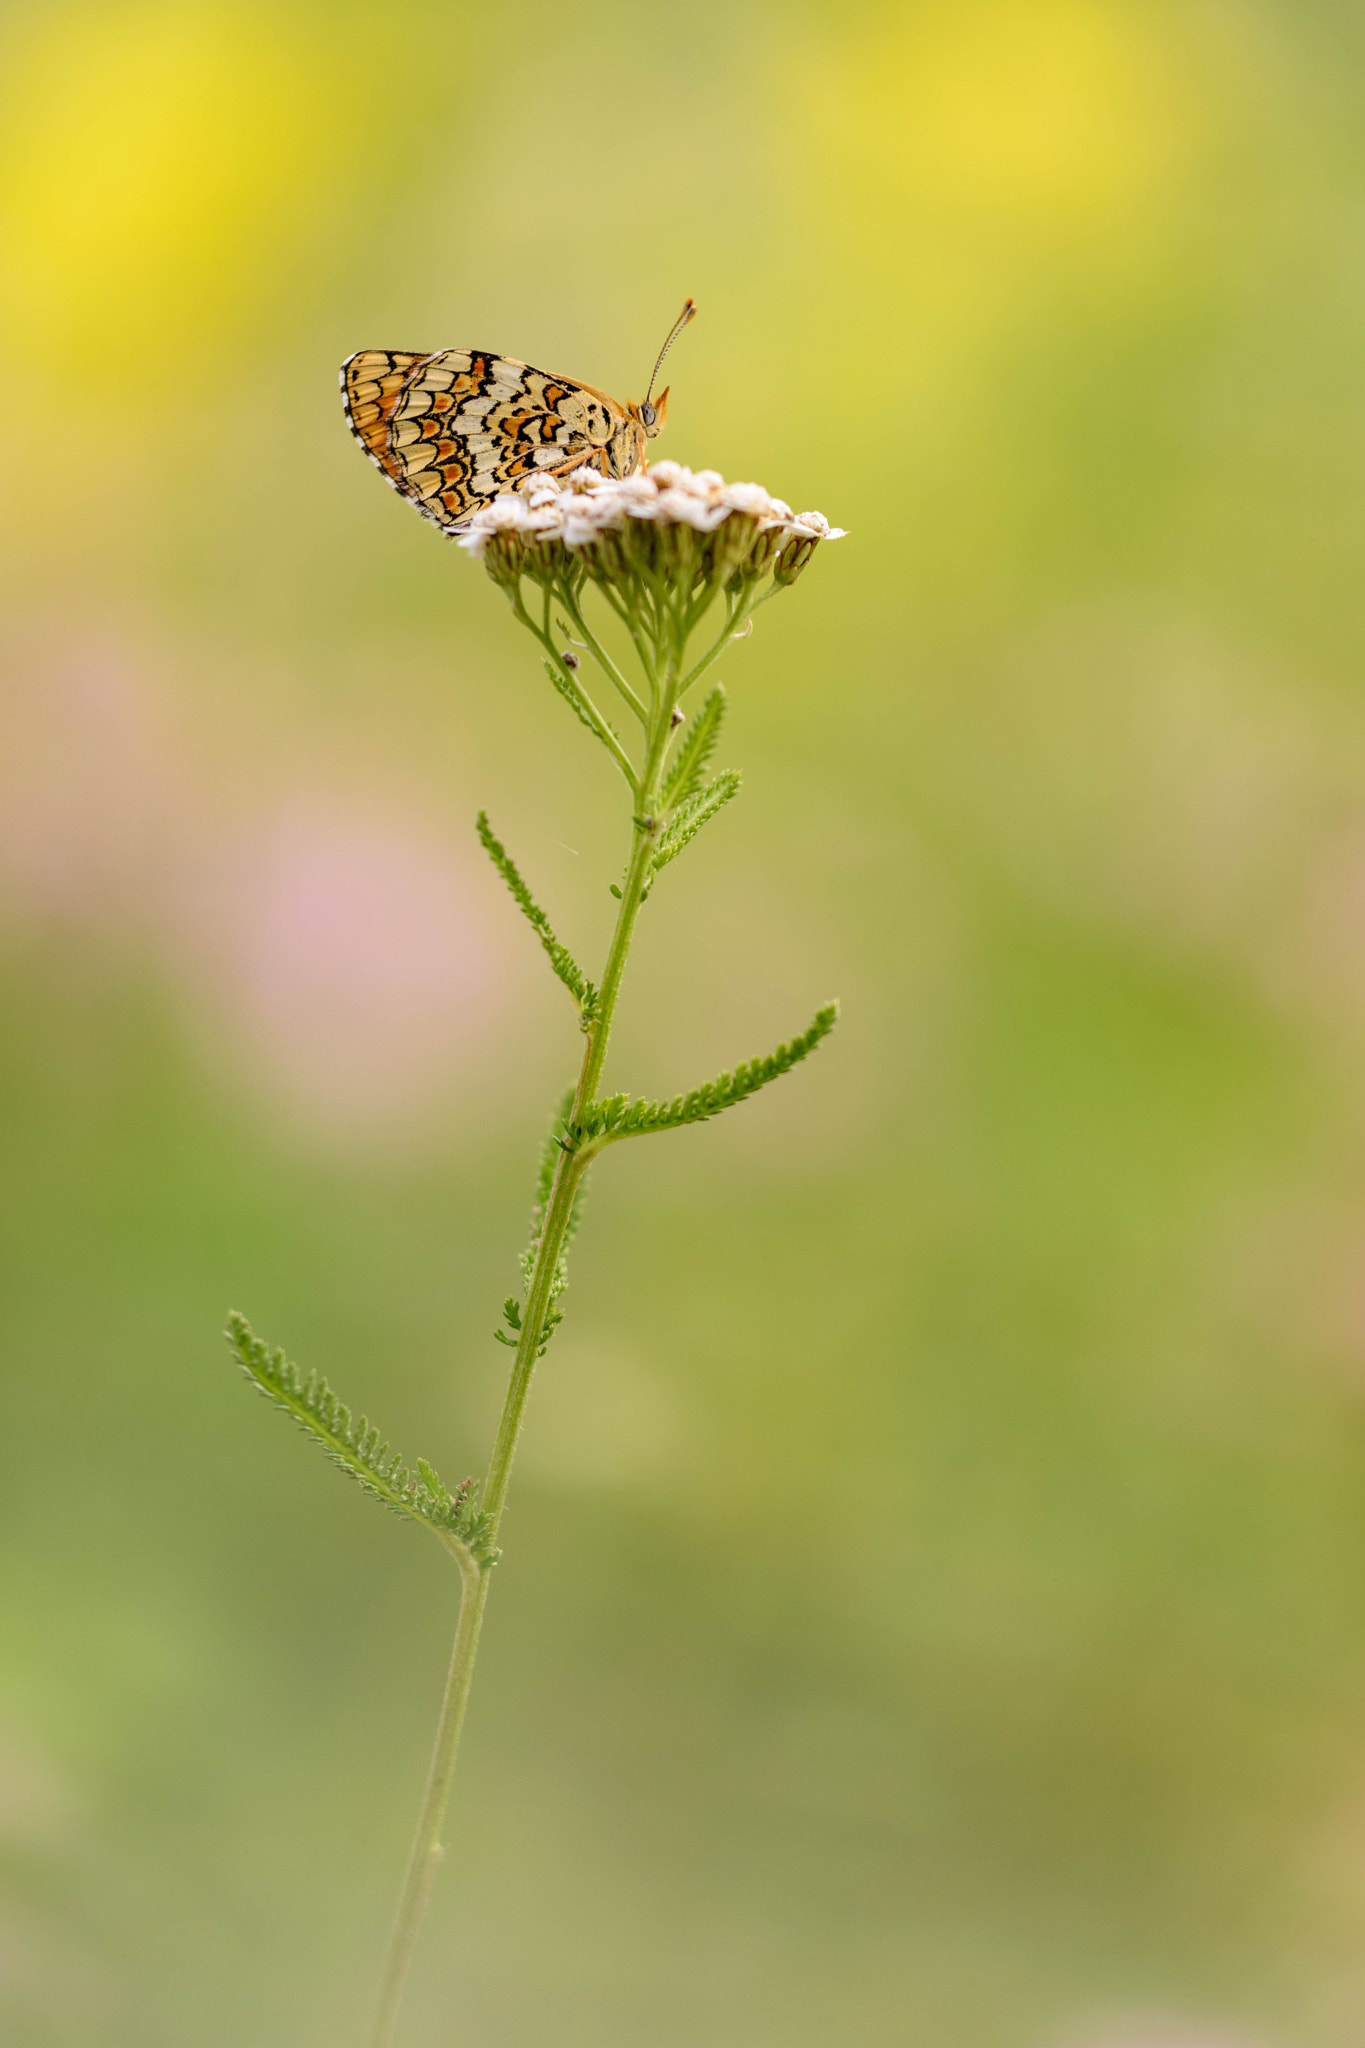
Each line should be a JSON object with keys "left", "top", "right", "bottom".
{"left": 721, "top": 482, "right": 776, "bottom": 518}
{"left": 455, "top": 465, "right": 843, "bottom": 559}
{"left": 655, "top": 491, "right": 729, "bottom": 529}
{"left": 483, "top": 497, "right": 533, "bottom": 530}
{"left": 790, "top": 511, "right": 848, "bottom": 539}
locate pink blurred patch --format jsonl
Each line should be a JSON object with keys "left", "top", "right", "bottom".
{"left": 0, "top": 634, "right": 186, "bottom": 930}
{"left": 204, "top": 799, "right": 502, "bottom": 1134}
{"left": 0, "top": 628, "right": 514, "bottom": 1139}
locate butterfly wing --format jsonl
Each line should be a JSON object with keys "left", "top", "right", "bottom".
{"left": 341, "top": 349, "right": 639, "bottom": 532}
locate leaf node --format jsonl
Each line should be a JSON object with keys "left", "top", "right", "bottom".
{"left": 225, "top": 1312, "right": 497, "bottom": 1565}
{"left": 564, "top": 1001, "right": 839, "bottom": 1150}
{"left": 649, "top": 770, "right": 741, "bottom": 883}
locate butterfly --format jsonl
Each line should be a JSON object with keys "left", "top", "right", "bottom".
{"left": 341, "top": 299, "right": 696, "bottom": 535}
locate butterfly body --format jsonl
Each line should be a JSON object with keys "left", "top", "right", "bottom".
{"left": 341, "top": 302, "right": 694, "bottom": 535}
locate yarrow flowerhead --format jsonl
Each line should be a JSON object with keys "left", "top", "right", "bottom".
{"left": 456, "top": 461, "right": 846, "bottom": 743}
{"left": 457, "top": 463, "right": 845, "bottom": 605}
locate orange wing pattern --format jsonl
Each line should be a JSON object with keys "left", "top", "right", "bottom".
{"left": 340, "top": 349, "right": 647, "bottom": 533}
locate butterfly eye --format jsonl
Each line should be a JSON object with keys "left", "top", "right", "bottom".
{"left": 641, "top": 402, "right": 657, "bottom": 429}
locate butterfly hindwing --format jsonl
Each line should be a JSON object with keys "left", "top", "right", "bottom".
{"left": 341, "top": 349, "right": 643, "bottom": 532}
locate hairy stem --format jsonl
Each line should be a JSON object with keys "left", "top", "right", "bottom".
{"left": 559, "top": 585, "right": 649, "bottom": 725}
{"left": 482, "top": 705, "right": 669, "bottom": 1529}
{"left": 371, "top": 1539, "right": 485, "bottom": 2048}
{"left": 370, "top": 644, "right": 674, "bottom": 2046}
{"left": 591, "top": 577, "right": 659, "bottom": 699}
{"left": 511, "top": 591, "right": 640, "bottom": 792}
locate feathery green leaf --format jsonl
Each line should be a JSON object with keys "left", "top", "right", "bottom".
{"left": 543, "top": 655, "right": 603, "bottom": 736}
{"left": 565, "top": 1002, "right": 839, "bottom": 1149}
{"left": 662, "top": 685, "right": 727, "bottom": 806}
{"left": 500, "top": 1089, "right": 590, "bottom": 1359}
{"left": 476, "top": 813, "right": 598, "bottom": 1021}
{"left": 520, "top": 1087, "right": 574, "bottom": 1283}
{"left": 542, "top": 658, "right": 635, "bottom": 790}
{"left": 225, "top": 1312, "right": 497, "bottom": 1564}
{"left": 650, "top": 770, "right": 741, "bottom": 879}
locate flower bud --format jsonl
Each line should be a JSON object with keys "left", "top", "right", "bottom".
{"left": 618, "top": 517, "right": 663, "bottom": 580}
{"left": 773, "top": 533, "right": 819, "bottom": 587}
{"left": 652, "top": 517, "right": 699, "bottom": 580}
{"left": 706, "top": 511, "right": 760, "bottom": 590}
{"left": 728, "top": 523, "right": 786, "bottom": 592}
{"left": 482, "top": 532, "right": 525, "bottom": 592}
{"left": 529, "top": 534, "right": 578, "bottom": 587}
{"left": 581, "top": 527, "right": 632, "bottom": 587}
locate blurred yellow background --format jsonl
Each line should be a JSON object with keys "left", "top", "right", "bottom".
{"left": 4, "top": 2, "right": 1365, "bottom": 2043}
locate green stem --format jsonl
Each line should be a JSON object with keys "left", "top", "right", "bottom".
{"left": 674, "top": 588, "right": 759, "bottom": 700}
{"left": 370, "top": 1539, "right": 486, "bottom": 2048}
{"left": 482, "top": 712, "right": 670, "bottom": 1529}
{"left": 592, "top": 578, "right": 659, "bottom": 699}
{"left": 369, "top": 657, "right": 674, "bottom": 2046}
{"left": 512, "top": 591, "right": 640, "bottom": 793}
{"left": 559, "top": 585, "right": 649, "bottom": 725}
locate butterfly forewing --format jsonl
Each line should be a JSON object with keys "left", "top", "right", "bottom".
{"left": 341, "top": 349, "right": 643, "bottom": 533}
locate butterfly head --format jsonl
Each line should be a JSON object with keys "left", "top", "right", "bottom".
{"left": 628, "top": 387, "right": 670, "bottom": 439}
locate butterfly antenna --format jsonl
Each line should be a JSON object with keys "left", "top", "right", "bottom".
{"left": 643, "top": 298, "right": 697, "bottom": 408}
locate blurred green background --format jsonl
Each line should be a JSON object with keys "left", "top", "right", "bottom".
{"left": 3, "top": 1, "right": 1365, "bottom": 2043}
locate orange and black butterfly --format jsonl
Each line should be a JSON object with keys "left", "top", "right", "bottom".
{"left": 341, "top": 300, "right": 696, "bottom": 534}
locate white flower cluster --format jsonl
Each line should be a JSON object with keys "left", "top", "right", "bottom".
{"left": 456, "top": 462, "right": 846, "bottom": 561}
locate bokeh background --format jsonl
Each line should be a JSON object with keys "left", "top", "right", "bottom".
{"left": 3, "top": 1, "right": 1365, "bottom": 2043}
